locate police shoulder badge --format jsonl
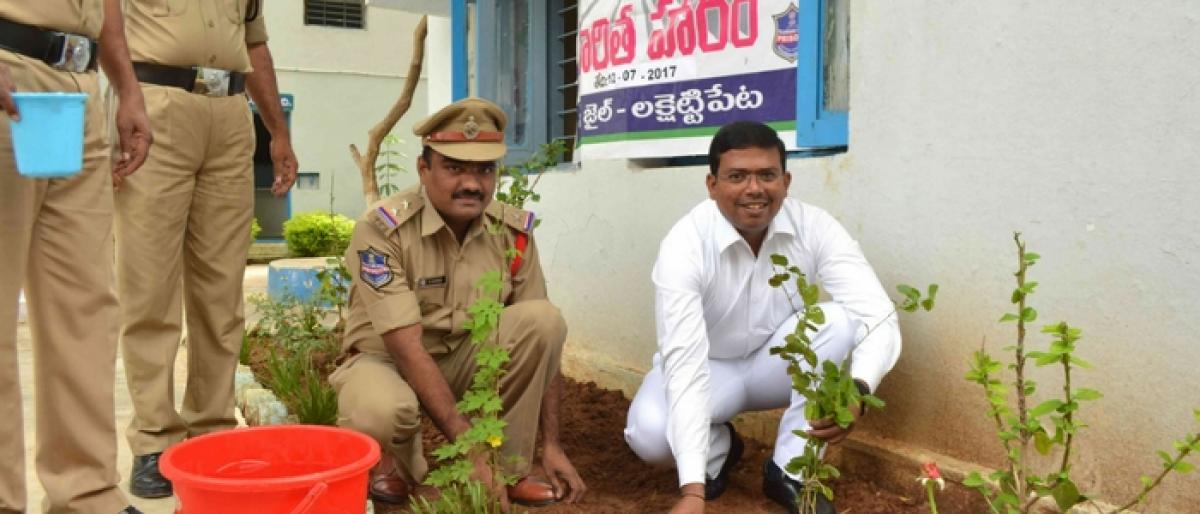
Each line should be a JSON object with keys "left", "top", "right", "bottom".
{"left": 358, "top": 247, "right": 393, "bottom": 290}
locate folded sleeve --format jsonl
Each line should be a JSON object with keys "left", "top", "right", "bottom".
{"left": 244, "top": 0, "right": 269, "bottom": 44}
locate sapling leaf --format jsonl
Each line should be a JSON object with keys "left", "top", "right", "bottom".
{"left": 1157, "top": 450, "right": 1173, "bottom": 465}
{"left": 1051, "top": 478, "right": 1082, "bottom": 511}
{"left": 1023, "top": 252, "right": 1041, "bottom": 263}
{"left": 770, "top": 254, "right": 789, "bottom": 266}
{"left": 1031, "top": 399, "right": 1064, "bottom": 417}
{"left": 808, "top": 306, "right": 826, "bottom": 325}
{"left": 1173, "top": 460, "right": 1194, "bottom": 473}
{"left": 896, "top": 284, "right": 919, "bottom": 301}
{"left": 801, "top": 284, "right": 820, "bottom": 306}
{"left": 834, "top": 406, "right": 855, "bottom": 427}
{"left": 1000, "top": 313, "right": 1019, "bottom": 322}
{"left": 1073, "top": 388, "right": 1103, "bottom": 401}
{"left": 1069, "top": 356, "right": 1093, "bottom": 369}
{"left": 1035, "top": 429, "right": 1054, "bottom": 455}
{"left": 863, "top": 395, "right": 885, "bottom": 409}
{"left": 963, "top": 472, "right": 985, "bottom": 487}
{"left": 1020, "top": 307, "right": 1038, "bottom": 322}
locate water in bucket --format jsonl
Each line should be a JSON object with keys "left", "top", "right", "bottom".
{"left": 9, "top": 92, "right": 87, "bottom": 178}
{"left": 160, "top": 425, "right": 379, "bottom": 514}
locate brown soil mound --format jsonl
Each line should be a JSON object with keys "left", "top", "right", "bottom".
{"left": 375, "top": 378, "right": 922, "bottom": 514}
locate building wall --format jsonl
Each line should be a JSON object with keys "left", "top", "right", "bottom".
{"left": 527, "top": 1, "right": 1200, "bottom": 510}
{"left": 261, "top": 0, "right": 431, "bottom": 219}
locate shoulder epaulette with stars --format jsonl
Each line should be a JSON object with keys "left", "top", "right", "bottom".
{"left": 368, "top": 187, "right": 423, "bottom": 233}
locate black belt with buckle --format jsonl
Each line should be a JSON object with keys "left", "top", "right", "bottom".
{"left": 132, "top": 61, "right": 246, "bottom": 96}
{"left": 0, "top": 17, "right": 99, "bottom": 73}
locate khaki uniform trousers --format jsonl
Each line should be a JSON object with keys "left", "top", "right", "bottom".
{"left": 331, "top": 299, "right": 566, "bottom": 482}
{"left": 114, "top": 84, "right": 254, "bottom": 456}
{"left": 0, "top": 50, "right": 129, "bottom": 514}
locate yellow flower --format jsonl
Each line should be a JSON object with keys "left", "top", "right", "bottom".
{"left": 487, "top": 435, "right": 503, "bottom": 448}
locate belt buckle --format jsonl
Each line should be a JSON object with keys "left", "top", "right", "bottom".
{"left": 194, "top": 67, "right": 231, "bottom": 96}
{"left": 49, "top": 33, "right": 92, "bottom": 73}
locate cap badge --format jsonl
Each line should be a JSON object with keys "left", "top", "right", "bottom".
{"left": 463, "top": 116, "right": 481, "bottom": 140}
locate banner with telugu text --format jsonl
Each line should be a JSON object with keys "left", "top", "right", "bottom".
{"left": 576, "top": 0, "right": 800, "bottom": 160}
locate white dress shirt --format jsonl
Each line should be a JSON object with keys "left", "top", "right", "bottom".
{"left": 651, "top": 198, "right": 899, "bottom": 485}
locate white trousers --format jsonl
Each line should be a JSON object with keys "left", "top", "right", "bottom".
{"left": 624, "top": 302, "right": 860, "bottom": 480}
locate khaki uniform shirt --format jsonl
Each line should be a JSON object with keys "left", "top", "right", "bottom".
{"left": 0, "top": 0, "right": 103, "bottom": 39}
{"left": 342, "top": 186, "right": 548, "bottom": 357}
{"left": 123, "top": 0, "right": 267, "bottom": 72}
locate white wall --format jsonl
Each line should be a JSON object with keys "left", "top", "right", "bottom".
{"left": 528, "top": 1, "right": 1200, "bottom": 510}
{"left": 262, "top": 0, "right": 431, "bottom": 218}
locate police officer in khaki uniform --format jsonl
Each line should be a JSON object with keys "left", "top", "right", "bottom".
{"left": 113, "top": 0, "right": 297, "bottom": 499}
{"left": 1, "top": 0, "right": 152, "bottom": 512}
{"left": 333, "top": 97, "right": 585, "bottom": 508}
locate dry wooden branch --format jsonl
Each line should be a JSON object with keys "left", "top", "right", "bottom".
{"left": 350, "top": 15, "right": 429, "bottom": 205}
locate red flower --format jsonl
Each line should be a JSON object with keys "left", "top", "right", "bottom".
{"left": 917, "top": 461, "right": 945, "bottom": 491}
{"left": 922, "top": 462, "right": 942, "bottom": 480}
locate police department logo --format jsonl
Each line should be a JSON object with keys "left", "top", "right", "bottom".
{"left": 773, "top": 4, "right": 800, "bottom": 62}
{"left": 358, "top": 247, "right": 393, "bottom": 290}
{"left": 463, "top": 115, "right": 480, "bottom": 140}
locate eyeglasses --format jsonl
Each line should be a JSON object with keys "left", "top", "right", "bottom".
{"left": 719, "top": 170, "right": 782, "bottom": 184}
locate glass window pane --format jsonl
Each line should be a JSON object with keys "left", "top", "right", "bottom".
{"left": 822, "top": 0, "right": 850, "bottom": 112}
{"left": 495, "top": 1, "right": 530, "bottom": 147}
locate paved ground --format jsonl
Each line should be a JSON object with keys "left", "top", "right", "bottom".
{"left": 16, "top": 265, "right": 269, "bottom": 513}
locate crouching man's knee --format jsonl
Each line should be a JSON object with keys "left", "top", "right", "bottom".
{"left": 623, "top": 409, "right": 674, "bottom": 466}
{"left": 338, "top": 395, "right": 422, "bottom": 448}
{"left": 501, "top": 299, "right": 567, "bottom": 358}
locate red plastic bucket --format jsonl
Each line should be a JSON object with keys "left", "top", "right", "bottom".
{"left": 160, "top": 425, "right": 379, "bottom": 514}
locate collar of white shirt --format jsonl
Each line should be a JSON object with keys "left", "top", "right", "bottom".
{"left": 709, "top": 199, "right": 800, "bottom": 254}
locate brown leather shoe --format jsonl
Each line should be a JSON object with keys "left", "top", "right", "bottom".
{"left": 368, "top": 463, "right": 411, "bottom": 504}
{"left": 507, "top": 475, "right": 558, "bottom": 507}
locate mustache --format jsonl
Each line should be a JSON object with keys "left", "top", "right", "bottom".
{"left": 451, "top": 190, "right": 484, "bottom": 200}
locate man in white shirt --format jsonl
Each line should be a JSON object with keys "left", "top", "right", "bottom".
{"left": 623, "top": 121, "right": 899, "bottom": 514}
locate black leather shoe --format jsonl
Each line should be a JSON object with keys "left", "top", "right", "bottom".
{"left": 762, "top": 459, "right": 834, "bottom": 514}
{"left": 704, "top": 422, "right": 744, "bottom": 500}
{"left": 120, "top": 507, "right": 144, "bottom": 514}
{"left": 130, "top": 452, "right": 172, "bottom": 499}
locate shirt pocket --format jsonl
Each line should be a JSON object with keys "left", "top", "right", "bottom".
{"left": 150, "top": 0, "right": 189, "bottom": 17}
{"left": 416, "top": 285, "right": 446, "bottom": 316}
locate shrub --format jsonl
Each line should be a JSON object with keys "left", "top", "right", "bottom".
{"left": 282, "top": 212, "right": 354, "bottom": 257}
{"left": 250, "top": 217, "right": 262, "bottom": 242}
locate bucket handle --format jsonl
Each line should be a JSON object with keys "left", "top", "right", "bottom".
{"left": 289, "top": 481, "right": 328, "bottom": 514}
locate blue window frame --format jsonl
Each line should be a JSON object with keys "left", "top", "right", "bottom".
{"left": 796, "top": 0, "right": 848, "bottom": 148}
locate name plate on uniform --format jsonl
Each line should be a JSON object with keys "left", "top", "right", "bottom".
{"left": 417, "top": 276, "right": 447, "bottom": 289}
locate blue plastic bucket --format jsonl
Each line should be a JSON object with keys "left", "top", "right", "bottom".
{"left": 10, "top": 92, "right": 87, "bottom": 178}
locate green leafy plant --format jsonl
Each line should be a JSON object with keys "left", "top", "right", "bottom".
{"left": 293, "top": 365, "right": 338, "bottom": 426}
{"left": 375, "top": 133, "right": 408, "bottom": 198}
{"left": 282, "top": 211, "right": 355, "bottom": 257}
{"left": 962, "top": 233, "right": 1200, "bottom": 513}
{"left": 422, "top": 142, "right": 563, "bottom": 508}
{"left": 409, "top": 480, "right": 505, "bottom": 514}
{"left": 250, "top": 217, "right": 262, "bottom": 242}
{"left": 316, "top": 256, "right": 351, "bottom": 328}
{"left": 767, "top": 254, "right": 936, "bottom": 513}
{"left": 243, "top": 282, "right": 346, "bottom": 425}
